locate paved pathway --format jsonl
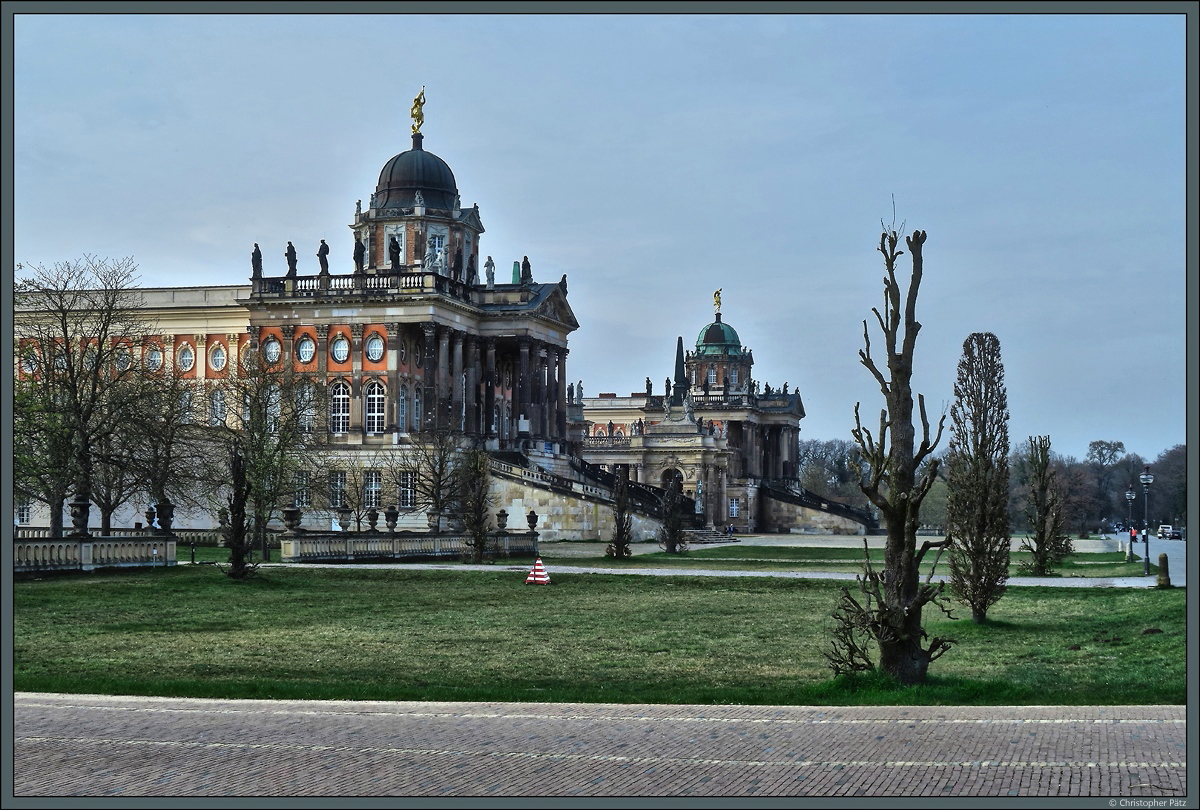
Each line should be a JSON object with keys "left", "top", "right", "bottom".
{"left": 13, "top": 694, "right": 1187, "bottom": 798}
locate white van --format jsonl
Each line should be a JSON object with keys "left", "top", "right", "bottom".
{"left": 1157, "top": 525, "right": 1173, "bottom": 539}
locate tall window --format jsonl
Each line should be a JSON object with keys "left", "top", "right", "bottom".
{"left": 730, "top": 368, "right": 738, "bottom": 386}
{"left": 397, "top": 386, "right": 409, "bottom": 432}
{"left": 209, "top": 389, "right": 227, "bottom": 426}
{"left": 296, "top": 383, "right": 315, "bottom": 433}
{"left": 294, "top": 471, "right": 311, "bottom": 508}
{"left": 328, "top": 471, "right": 346, "bottom": 508}
{"left": 364, "top": 470, "right": 382, "bottom": 508}
{"left": 707, "top": 366, "right": 717, "bottom": 386}
{"left": 729, "top": 498, "right": 741, "bottom": 518}
{"left": 365, "top": 382, "right": 386, "bottom": 434}
{"left": 265, "top": 385, "right": 281, "bottom": 433}
{"left": 16, "top": 496, "right": 31, "bottom": 525}
{"left": 413, "top": 388, "right": 423, "bottom": 430}
{"left": 397, "top": 469, "right": 416, "bottom": 509}
{"left": 330, "top": 382, "right": 350, "bottom": 434}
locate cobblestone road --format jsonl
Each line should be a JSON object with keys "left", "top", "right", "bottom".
{"left": 13, "top": 694, "right": 1187, "bottom": 798}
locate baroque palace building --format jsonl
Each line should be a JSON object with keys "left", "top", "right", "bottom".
{"left": 577, "top": 300, "right": 816, "bottom": 534}
{"left": 17, "top": 96, "right": 871, "bottom": 538}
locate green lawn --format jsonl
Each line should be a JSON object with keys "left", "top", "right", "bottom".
{"left": 15, "top": 565, "right": 1185, "bottom": 706}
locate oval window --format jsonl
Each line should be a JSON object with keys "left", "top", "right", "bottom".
{"left": 366, "top": 334, "right": 385, "bottom": 362}
{"left": 296, "top": 337, "right": 316, "bottom": 364}
{"left": 146, "top": 346, "right": 163, "bottom": 371}
{"left": 331, "top": 336, "right": 350, "bottom": 363}
{"left": 209, "top": 344, "right": 227, "bottom": 371}
{"left": 262, "top": 339, "right": 282, "bottom": 364}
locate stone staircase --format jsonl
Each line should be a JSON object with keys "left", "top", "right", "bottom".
{"left": 683, "top": 528, "right": 737, "bottom": 545}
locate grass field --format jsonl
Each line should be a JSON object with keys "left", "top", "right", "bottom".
{"left": 177, "top": 543, "right": 1156, "bottom": 579}
{"left": 14, "top": 564, "right": 1185, "bottom": 706}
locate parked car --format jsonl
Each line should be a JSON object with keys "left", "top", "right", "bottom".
{"left": 1169, "top": 529, "right": 1182, "bottom": 541}
{"left": 1157, "top": 524, "right": 1173, "bottom": 539}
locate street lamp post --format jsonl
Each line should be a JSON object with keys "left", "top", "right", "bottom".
{"left": 1125, "top": 486, "right": 1136, "bottom": 563}
{"left": 1139, "top": 465, "right": 1154, "bottom": 577}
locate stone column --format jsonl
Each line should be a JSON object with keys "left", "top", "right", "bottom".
{"left": 194, "top": 334, "right": 207, "bottom": 381}
{"left": 546, "top": 347, "right": 558, "bottom": 444}
{"left": 557, "top": 346, "right": 568, "bottom": 441}
{"left": 466, "top": 335, "right": 480, "bottom": 436}
{"left": 517, "top": 338, "right": 531, "bottom": 434}
{"left": 315, "top": 325, "right": 329, "bottom": 377}
{"left": 422, "top": 323, "right": 437, "bottom": 432}
{"left": 438, "top": 326, "right": 451, "bottom": 429}
{"left": 484, "top": 338, "right": 497, "bottom": 437}
{"left": 280, "top": 325, "right": 295, "bottom": 369}
{"left": 226, "top": 333, "right": 240, "bottom": 376}
{"left": 350, "top": 324, "right": 364, "bottom": 434}
{"left": 451, "top": 330, "right": 464, "bottom": 433}
{"left": 387, "top": 323, "right": 402, "bottom": 431}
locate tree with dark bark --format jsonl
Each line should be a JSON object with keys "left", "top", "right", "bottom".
{"left": 945, "top": 332, "right": 1011, "bottom": 624}
{"left": 221, "top": 439, "right": 258, "bottom": 580}
{"left": 14, "top": 373, "right": 75, "bottom": 537}
{"left": 459, "top": 447, "right": 495, "bottom": 563}
{"left": 606, "top": 467, "right": 634, "bottom": 558}
{"left": 657, "top": 476, "right": 687, "bottom": 554}
{"left": 130, "top": 365, "right": 215, "bottom": 520}
{"left": 209, "top": 349, "right": 326, "bottom": 569}
{"left": 833, "top": 225, "right": 953, "bottom": 687}
{"left": 395, "top": 430, "right": 465, "bottom": 530}
{"left": 1017, "top": 435, "right": 1070, "bottom": 575}
{"left": 15, "top": 256, "right": 154, "bottom": 536}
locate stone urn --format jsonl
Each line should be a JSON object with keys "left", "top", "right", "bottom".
{"left": 367, "top": 507, "right": 379, "bottom": 533}
{"left": 384, "top": 505, "right": 398, "bottom": 532}
{"left": 526, "top": 509, "right": 539, "bottom": 531}
{"left": 153, "top": 500, "right": 175, "bottom": 535}
{"left": 338, "top": 507, "right": 353, "bottom": 531}
{"left": 426, "top": 511, "right": 442, "bottom": 531}
{"left": 69, "top": 495, "right": 92, "bottom": 537}
{"left": 495, "top": 508, "right": 508, "bottom": 531}
{"left": 281, "top": 506, "right": 302, "bottom": 534}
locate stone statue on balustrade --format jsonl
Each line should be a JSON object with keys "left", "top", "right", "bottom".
{"left": 285, "top": 241, "right": 298, "bottom": 278}
{"left": 664, "top": 378, "right": 672, "bottom": 399}
{"left": 646, "top": 377, "right": 652, "bottom": 396}
{"left": 521, "top": 255, "right": 532, "bottom": 285}
{"left": 485, "top": 256, "right": 495, "bottom": 288}
{"left": 567, "top": 382, "right": 574, "bottom": 403}
{"left": 354, "top": 237, "right": 366, "bottom": 274}
{"left": 466, "top": 254, "right": 478, "bottom": 285}
{"left": 389, "top": 237, "right": 402, "bottom": 271}
{"left": 251, "top": 243, "right": 262, "bottom": 278}
{"left": 424, "top": 240, "right": 438, "bottom": 273}
{"left": 317, "top": 240, "right": 330, "bottom": 275}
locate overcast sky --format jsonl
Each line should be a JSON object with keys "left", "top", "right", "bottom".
{"left": 12, "top": 11, "right": 1190, "bottom": 464}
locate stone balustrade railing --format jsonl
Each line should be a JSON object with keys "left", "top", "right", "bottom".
{"left": 14, "top": 535, "right": 177, "bottom": 574}
{"left": 279, "top": 530, "right": 537, "bottom": 563}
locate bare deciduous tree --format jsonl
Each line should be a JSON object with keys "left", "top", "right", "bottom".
{"left": 1018, "top": 435, "right": 1071, "bottom": 575}
{"left": 459, "top": 447, "right": 495, "bottom": 563}
{"left": 606, "top": 467, "right": 633, "bottom": 558}
{"left": 395, "top": 430, "right": 464, "bottom": 530}
{"left": 834, "top": 225, "right": 954, "bottom": 686}
{"left": 15, "top": 256, "right": 154, "bottom": 536}
{"left": 945, "top": 332, "right": 1011, "bottom": 623}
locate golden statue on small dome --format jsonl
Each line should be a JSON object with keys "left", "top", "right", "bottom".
{"left": 714, "top": 288, "right": 722, "bottom": 314}
{"left": 411, "top": 86, "right": 426, "bottom": 134}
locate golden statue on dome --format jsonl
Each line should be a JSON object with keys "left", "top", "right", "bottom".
{"left": 410, "top": 86, "right": 426, "bottom": 134}
{"left": 714, "top": 288, "right": 722, "bottom": 314}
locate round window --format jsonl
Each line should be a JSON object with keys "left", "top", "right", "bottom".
{"left": 209, "top": 344, "right": 227, "bottom": 371}
{"left": 177, "top": 345, "right": 195, "bottom": 372}
{"left": 331, "top": 336, "right": 350, "bottom": 363}
{"left": 114, "top": 345, "right": 132, "bottom": 371}
{"left": 21, "top": 349, "right": 39, "bottom": 375}
{"left": 146, "top": 346, "right": 163, "bottom": 371}
{"left": 366, "top": 334, "right": 385, "bottom": 362}
{"left": 296, "top": 337, "right": 316, "bottom": 364}
{"left": 262, "top": 339, "right": 281, "bottom": 364}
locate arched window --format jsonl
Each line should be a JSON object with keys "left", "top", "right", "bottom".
{"left": 365, "top": 381, "right": 386, "bottom": 434}
{"left": 397, "top": 385, "right": 409, "bottom": 433}
{"left": 209, "top": 389, "right": 227, "bottom": 426}
{"left": 178, "top": 389, "right": 194, "bottom": 423}
{"left": 330, "top": 382, "right": 350, "bottom": 434}
{"left": 493, "top": 403, "right": 500, "bottom": 435}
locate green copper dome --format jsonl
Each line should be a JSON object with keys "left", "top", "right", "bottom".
{"left": 694, "top": 313, "right": 741, "bottom": 356}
